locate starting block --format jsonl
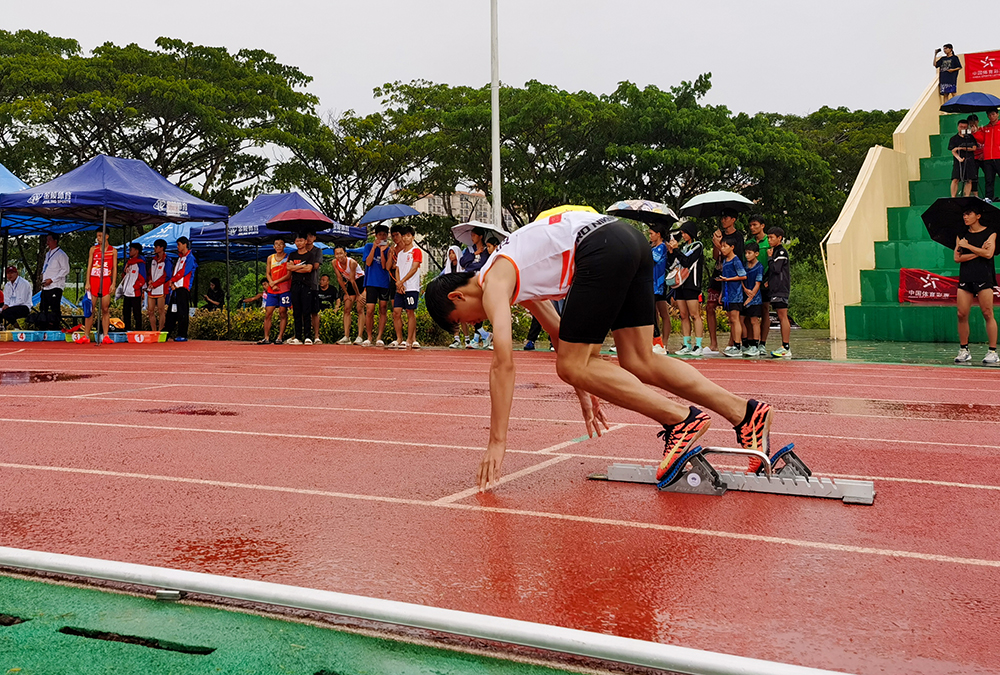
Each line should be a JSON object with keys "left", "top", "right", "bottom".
{"left": 587, "top": 443, "right": 875, "bottom": 505}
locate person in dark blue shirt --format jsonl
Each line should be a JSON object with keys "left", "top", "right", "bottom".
{"left": 740, "top": 241, "right": 764, "bottom": 356}
{"left": 718, "top": 239, "right": 746, "bottom": 358}
{"left": 348, "top": 224, "right": 392, "bottom": 347}
{"left": 934, "top": 44, "right": 962, "bottom": 105}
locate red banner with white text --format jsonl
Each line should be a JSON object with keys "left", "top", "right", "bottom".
{"left": 964, "top": 50, "right": 1000, "bottom": 83}
{"left": 899, "top": 268, "right": 1000, "bottom": 303}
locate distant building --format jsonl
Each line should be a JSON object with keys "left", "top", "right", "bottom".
{"left": 412, "top": 191, "right": 516, "bottom": 229}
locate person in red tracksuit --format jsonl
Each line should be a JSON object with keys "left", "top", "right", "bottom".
{"left": 972, "top": 109, "right": 1000, "bottom": 202}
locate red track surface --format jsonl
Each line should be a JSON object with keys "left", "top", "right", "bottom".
{"left": 1, "top": 342, "right": 998, "bottom": 675}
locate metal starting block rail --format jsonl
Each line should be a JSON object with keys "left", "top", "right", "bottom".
{"left": 588, "top": 443, "right": 876, "bottom": 505}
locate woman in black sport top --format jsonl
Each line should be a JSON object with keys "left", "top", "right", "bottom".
{"left": 954, "top": 205, "right": 997, "bottom": 364}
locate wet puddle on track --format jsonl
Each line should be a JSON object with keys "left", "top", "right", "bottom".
{"left": 138, "top": 407, "right": 238, "bottom": 416}
{"left": 0, "top": 371, "right": 95, "bottom": 386}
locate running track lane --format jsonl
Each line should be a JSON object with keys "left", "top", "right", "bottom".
{"left": 0, "top": 342, "right": 998, "bottom": 675}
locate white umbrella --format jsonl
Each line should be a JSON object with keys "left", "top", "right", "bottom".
{"left": 451, "top": 220, "right": 510, "bottom": 247}
{"left": 678, "top": 191, "right": 754, "bottom": 218}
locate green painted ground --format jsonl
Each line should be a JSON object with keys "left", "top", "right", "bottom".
{"left": 0, "top": 575, "right": 585, "bottom": 675}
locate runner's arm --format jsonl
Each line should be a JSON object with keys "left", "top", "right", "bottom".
{"left": 480, "top": 263, "right": 518, "bottom": 490}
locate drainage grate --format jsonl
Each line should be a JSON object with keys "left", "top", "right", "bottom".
{"left": 58, "top": 626, "right": 215, "bottom": 655}
{"left": 0, "top": 614, "right": 28, "bottom": 627}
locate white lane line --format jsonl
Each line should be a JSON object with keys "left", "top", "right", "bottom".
{"left": 532, "top": 423, "right": 629, "bottom": 453}
{"left": 433, "top": 455, "right": 574, "bottom": 505}
{"left": 0, "top": 418, "right": 486, "bottom": 451}
{"left": 2, "top": 462, "right": 998, "bottom": 569}
{"left": 0, "top": 349, "right": 25, "bottom": 357}
{"left": 72, "top": 385, "right": 175, "bottom": 398}
{"left": 434, "top": 424, "right": 628, "bottom": 504}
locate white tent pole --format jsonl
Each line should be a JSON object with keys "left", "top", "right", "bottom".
{"left": 490, "top": 0, "right": 502, "bottom": 229}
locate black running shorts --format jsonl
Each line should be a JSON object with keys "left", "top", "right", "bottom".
{"left": 559, "top": 220, "right": 655, "bottom": 344}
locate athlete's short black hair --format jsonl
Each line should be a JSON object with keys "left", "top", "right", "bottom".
{"left": 154, "top": 238, "right": 168, "bottom": 249}
{"left": 767, "top": 226, "right": 785, "bottom": 238}
{"left": 128, "top": 242, "right": 142, "bottom": 255}
{"left": 425, "top": 272, "right": 476, "bottom": 332}
{"left": 177, "top": 236, "right": 190, "bottom": 247}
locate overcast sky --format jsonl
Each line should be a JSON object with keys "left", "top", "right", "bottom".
{"left": 3, "top": 1, "right": 990, "bottom": 119}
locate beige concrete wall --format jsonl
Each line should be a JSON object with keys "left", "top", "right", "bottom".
{"left": 823, "top": 146, "right": 911, "bottom": 340}
{"left": 824, "top": 52, "right": 1000, "bottom": 339}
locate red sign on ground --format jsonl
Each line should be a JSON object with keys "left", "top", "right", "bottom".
{"left": 964, "top": 50, "right": 1000, "bottom": 83}
{"left": 899, "top": 268, "right": 1000, "bottom": 303}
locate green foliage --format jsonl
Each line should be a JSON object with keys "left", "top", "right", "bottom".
{"left": 779, "top": 106, "right": 906, "bottom": 194}
{"left": 0, "top": 30, "right": 319, "bottom": 200}
{"left": 789, "top": 257, "right": 830, "bottom": 329}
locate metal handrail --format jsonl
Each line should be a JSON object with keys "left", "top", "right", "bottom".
{"left": 0, "top": 547, "right": 851, "bottom": 675}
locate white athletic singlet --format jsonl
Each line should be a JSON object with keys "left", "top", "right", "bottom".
{"left": 477, "top": 211, "right": 615, "bottom": 304}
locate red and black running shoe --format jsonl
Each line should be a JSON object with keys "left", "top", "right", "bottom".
{"left": 656, "top": 407, "right": 712, "bottom": 481}
{"left": 734, "top": 399, "right": 773, "bottom": 472}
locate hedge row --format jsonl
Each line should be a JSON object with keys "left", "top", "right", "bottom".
{"left": 104, "top": 304, "right": 731, "bottom": 344}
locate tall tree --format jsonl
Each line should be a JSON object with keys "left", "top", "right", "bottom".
{"left": 0, "top": 31, "right": 320, "bottom": 206}
{"left": 271, "top": 107, "right": 434, "bottom": 225}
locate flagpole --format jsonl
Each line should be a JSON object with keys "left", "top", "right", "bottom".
{"left": 490, "top": 0, "right": 502, "bottom": 229}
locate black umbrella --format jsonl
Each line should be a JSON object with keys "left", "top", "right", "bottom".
{"left": 921, "top": 197, "right": 1000, "bottom": 248}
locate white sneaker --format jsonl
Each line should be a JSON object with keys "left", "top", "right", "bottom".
{"left": 609, "top": 346, "right": 618, "bottom": 354}
{"left": 376, "top": 339, "right": 385, "bottom": 348}
{"left": 771, "top": 346, "right": 791, "bottom": 358}
{"left": 652, "top": 343, "right": 667, "bottom": 355}
{"left": 304, "top": 338, "right": 313, "bottom": 345}
{"left": 701, "top": 347, "right": 718, "bottom": 355}
{"left": 746, "top": 345, "right": 760, "bottom": 357}
{"left": 388, "top": 340, "right": 399, "bottom": 349}
{"left": 286, "top": 338, "right": 302, "bottom": 345}
{"left": 401, "top": 341, "right": 409, "bottom": 349}
{"left": 549, "top": 345, "right": 555, "bottom": 351}
{"left": 983, "top": 350, "right": 999, "bottom": 365}
{"left": 411, "top": 341, "right": 421, "bottom": 349}
{"left": 674, "top": 345, "right": 693, "bottom": 355}
{"left": 354, "top": 335, "right": 364, "bottom": 345}
{"left": 691, "top": 346, "right": 704, "bottom": 356}
{"left": 481, "top": 332, "right": 493, "bottom": 349}
{"left": 723, "top": 346, "right": 742, "bottom": 357}
{"left": 467, "top": 336, "right": 480, "bottom": 349}
{"left": 313, "top": 338, "right": 323, "bottom": 345}
{"left": 955, "top": 347, "right": 972, "bottom": 363}
{"left": 362, "top": 339, "right": 372, "bottom": 347}
{"left": 336, "top": 336, "right": 351, "bottom": 345}
{"left": 449, "top": 337, "right": 462, "bottom": 349}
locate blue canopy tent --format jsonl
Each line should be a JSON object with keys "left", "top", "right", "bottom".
{"left": 0, "top": 155, "right": 230, "bottom": 339}
{"left": 189, "top": 192, "right": 366, "bottom": 247}
{"left": 117, "top": 221, "right": 277, "bottom": 263}
{"left": 0, "top": 163, "right": 30, "bottom": 274}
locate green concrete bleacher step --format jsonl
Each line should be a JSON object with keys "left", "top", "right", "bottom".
{"left": 845, "top": 302, "right": 999, "bottom": 342}
{"left": 874, "top": 241, "right": 959, "bottom": 270}
{"left": 887, "top": 206, "right": 933, "bottom": 241}
{"left": 844, "top": 113, "right": 989, "bottom": 342}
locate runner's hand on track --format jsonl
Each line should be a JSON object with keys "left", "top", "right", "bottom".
{"left": 478, "top": 442, "right": 506, "bottom": 491}
{"left": 578, "top": 392, "right": 609, "bottom": 438}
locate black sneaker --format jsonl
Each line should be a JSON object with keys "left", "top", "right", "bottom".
{"left": 257, "top": 338, "right": 271, "bottom": 345}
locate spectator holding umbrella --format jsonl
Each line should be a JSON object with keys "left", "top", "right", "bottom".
{"left": 972, "top": 108, "right": 1000, "bottom": 202}
{"left": 934, "top": 44, "right": 962, "bottom": 105}
{"left": 953, "top": 204, "right": 997, "bottom": 364}
{"left": 949, "top": 119, "right": 977, "bottom": 197}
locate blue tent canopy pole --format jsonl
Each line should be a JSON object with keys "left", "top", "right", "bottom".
{"left": 226, "top": 220, "right": 230, "bottom": 337}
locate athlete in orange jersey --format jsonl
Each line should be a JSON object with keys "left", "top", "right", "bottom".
{"left": 84, "top": 230, "right": 118, "bottom": 343}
